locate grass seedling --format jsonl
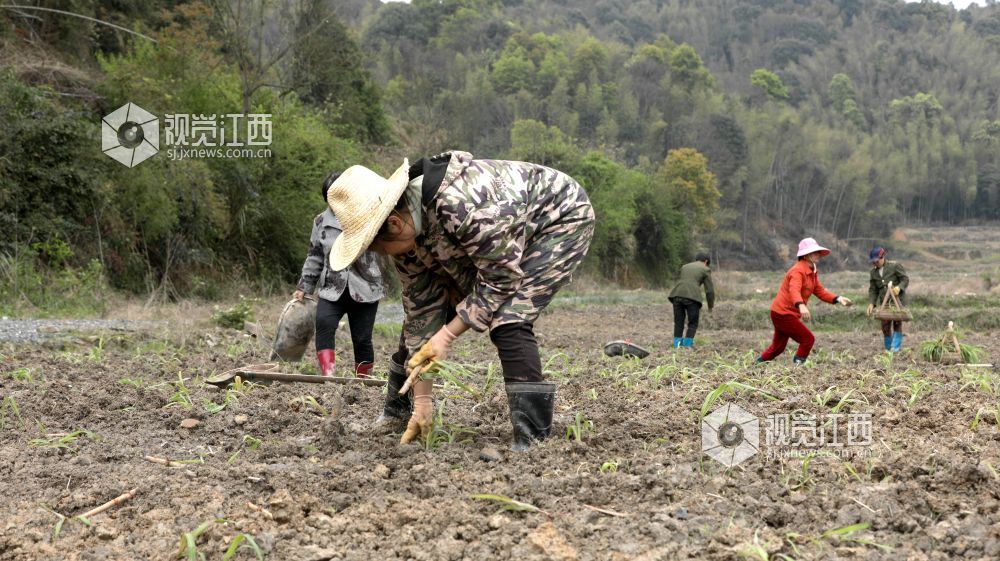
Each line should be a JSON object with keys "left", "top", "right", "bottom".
{"left": 565, "top": 412, "right": 594, "bottom": 442}
{"left": 959, "top": 368, "right": 999, "bottom": 396}
{"left": 29, "top": 429, "right": 99, "bottom": 451}
{"left": 971, "top": 403, "right": 1000, "bottom": 430}
{"left": 422, "top": 401, "right": 476, "bottom": 451}
{"left": 39, "top": 507, "right": 67, "bottom": 542}
{"left": 843, "top": 461, "right": 863, "bottom": 483}
{"left": 178, "top": 519, "right": 224, "bottom": 561}
{"left": 701, "top": 381, "right": 778, "bottom": 418}
{"left": 8, "top": 368, "right": 34, "bottom": 384}
{"left": 165, "top": 373, "right": 194, "bottom": 411}
{"left": 821, "top": 521, "right": 892, "bottom": 551}
{"left": 118, "top": 377, "right": 146, "bottom": 389}
{"left": 1, "top": 395, "right": 26, "bottom": 430}
{"left": 740, "top": 530, "right": 797, "bottom": 561}
{"left": 781, "top": 452, "right": 816, "bottom": 491}
{"left": 204, "top": 384, "right": 243, "bottom": 415}
{"left": 588, "top": 388, "right": 598, "bottom": 400}
{"left": 228, "top": 434, "right": 264, "bottom": 464}
{"left": 87, "top": 336, "right": 106, "bottom": 363}
{"left": 542, "top": 352, "right": 572, "bottom": 381}
{"left": 289, "top": 395, "right": 328, "bottom": 416}
{"left": 815, "top": 386, "right": 860, "bottom": 414}
{"left": 470, "top": 494, "right": 541, "bottom": 515}
{"left": 906, "top": 379, "right": 932, "bottom": 408}
{"left": 428, "top": 361, "right": 482, "bottom": 401}
{"left": 599, "top": 459, "right": 619, "bottom": 473}
{"left": 223, "top": 533, "right": 265, "bottom": 561}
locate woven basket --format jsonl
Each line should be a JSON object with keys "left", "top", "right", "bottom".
{"left": 939, "top": 351, "right": 963, "bottom": 365}
{"left": 873, "top": 281, "right": 912, "bottom": 322}
{"left": 874, "top": 309, "right": 913, "bottom": 321}
{"left": 937, "top": 328, "right": 963, "bottom": 365}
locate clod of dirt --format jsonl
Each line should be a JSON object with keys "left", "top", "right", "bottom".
{"left": 179, "top": 418, "right": 200, "bottom": 429}
{"left": 319, "top": 416, "right": 344, "bottom": 445}
{"left": 234, "top": 414, "right": 248, "bottom": 425}
{"left": 268, "top": 489, "right": 299, "bottom": 524}
{"left": 372, "top": 463, "right": 391, "bottom": 479}
{"left": 289, "top": 545, "right": 338, "bottom": 561}
{"left": 479, "top": 446, "right": 502, "bottom": 462}
{"left": 528, "top": 521, "right": 578, "bottom": 561}
{"left": 96, "top": 525, "right": 119, "bottom": 541}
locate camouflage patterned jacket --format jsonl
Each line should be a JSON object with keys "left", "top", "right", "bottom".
{"left": 297, "top": 209, "right": 385, "bottom": 303}
{"left": 394, "top": 151, "right": 595, "bottom": 352}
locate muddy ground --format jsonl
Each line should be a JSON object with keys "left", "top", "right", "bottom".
{"left": 1, "top": 295, "right": 998, "bottom": 561}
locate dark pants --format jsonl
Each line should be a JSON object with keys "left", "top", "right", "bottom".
{"left": 880, "top": 320, "right": 903, "bottom": 337}
{"left": 761, "top": 311, "right": 815, "bottom": 361}
{"left": 392, "top": 321, "right": 542, "bottom": 383}
{"left": 672, "top": 297, "right": 702, "bottom": 338}
{"left": 315, "top": 291, "right": 378, "bottom": 364}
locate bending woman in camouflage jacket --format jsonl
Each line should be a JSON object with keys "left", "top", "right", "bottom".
{"left": 325, "top": 151, "right": 595, "bottom": 451}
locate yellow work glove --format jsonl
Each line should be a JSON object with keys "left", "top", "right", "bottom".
{"left": 892, "top": 286, "right": 901, "bottom": 296}
{"left": 866, "top": 303, "right": 875, "bottom": 316}
{"left": 399, "top": 325, "right": 459, "bottom": 395}
{"left": 400, "top": 379, "right": 433, "bottom": 444}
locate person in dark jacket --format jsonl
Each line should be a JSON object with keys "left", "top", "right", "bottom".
{"left": 293, "top": 171, "right": 385, "bottom": 378}
{"left": 668, "top": 253, "right": 715, "bottom": 348}
{"left": 865, "top": 246, "right": 909, "bottom": 352}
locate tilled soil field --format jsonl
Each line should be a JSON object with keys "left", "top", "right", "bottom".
{"left": 1, "top": 300, "right": 998, "bottom": 560}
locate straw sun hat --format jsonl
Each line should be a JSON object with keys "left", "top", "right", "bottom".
{"left": 796, "top": 237, "right": 830, "bottom": 258}
{"left": 326, "top": 159, "right": 410, "bottom": 271}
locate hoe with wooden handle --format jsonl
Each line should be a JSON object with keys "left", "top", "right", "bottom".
{"left": 205, "top": 369, "right": 387, "bottom": 389}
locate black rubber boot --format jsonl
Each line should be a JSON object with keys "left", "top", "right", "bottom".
{"left": 372, "top": 358, "right": 411, "bottom": 433}
{"left": 506, "top": 382, "right": 556, "bottom": 451}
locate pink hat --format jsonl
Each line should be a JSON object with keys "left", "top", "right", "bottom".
{"left": 796, "top": 237, "right": 830, "bottom": 258}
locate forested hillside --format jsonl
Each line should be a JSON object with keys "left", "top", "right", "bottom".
{"left": 1, "top": 0, "right": 998, "bottom": 314}
{"left": 351, "top": 0, "right": 1000, "bottom": 272}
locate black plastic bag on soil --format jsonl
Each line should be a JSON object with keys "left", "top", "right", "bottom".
{"left": 270, "top": 297, "right": 317, "bottom": 362}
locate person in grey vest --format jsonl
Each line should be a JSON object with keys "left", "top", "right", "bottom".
{"left": 293, "top": 171, "right": 386, "bottom": 377}
{"left": 668, "top": 252, "right": 715, "bottom": 348}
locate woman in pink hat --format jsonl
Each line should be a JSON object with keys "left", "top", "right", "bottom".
{"left": 757, "top": 238, "right": 853, "bottom": 364}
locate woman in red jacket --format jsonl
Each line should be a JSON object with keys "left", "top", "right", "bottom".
{"left": 757, "top": 238, "right": 853, "bottom": 364}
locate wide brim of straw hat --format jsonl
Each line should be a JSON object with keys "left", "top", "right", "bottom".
{"left": 327, "top": 159, "right": 409, "bottom": 271}
{"left": 796, "top": 239, "right": 830, "bottom": 258}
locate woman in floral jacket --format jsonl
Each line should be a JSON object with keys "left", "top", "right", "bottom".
{"left": 294, "top": 171, "right": 385, "bottom": 378}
